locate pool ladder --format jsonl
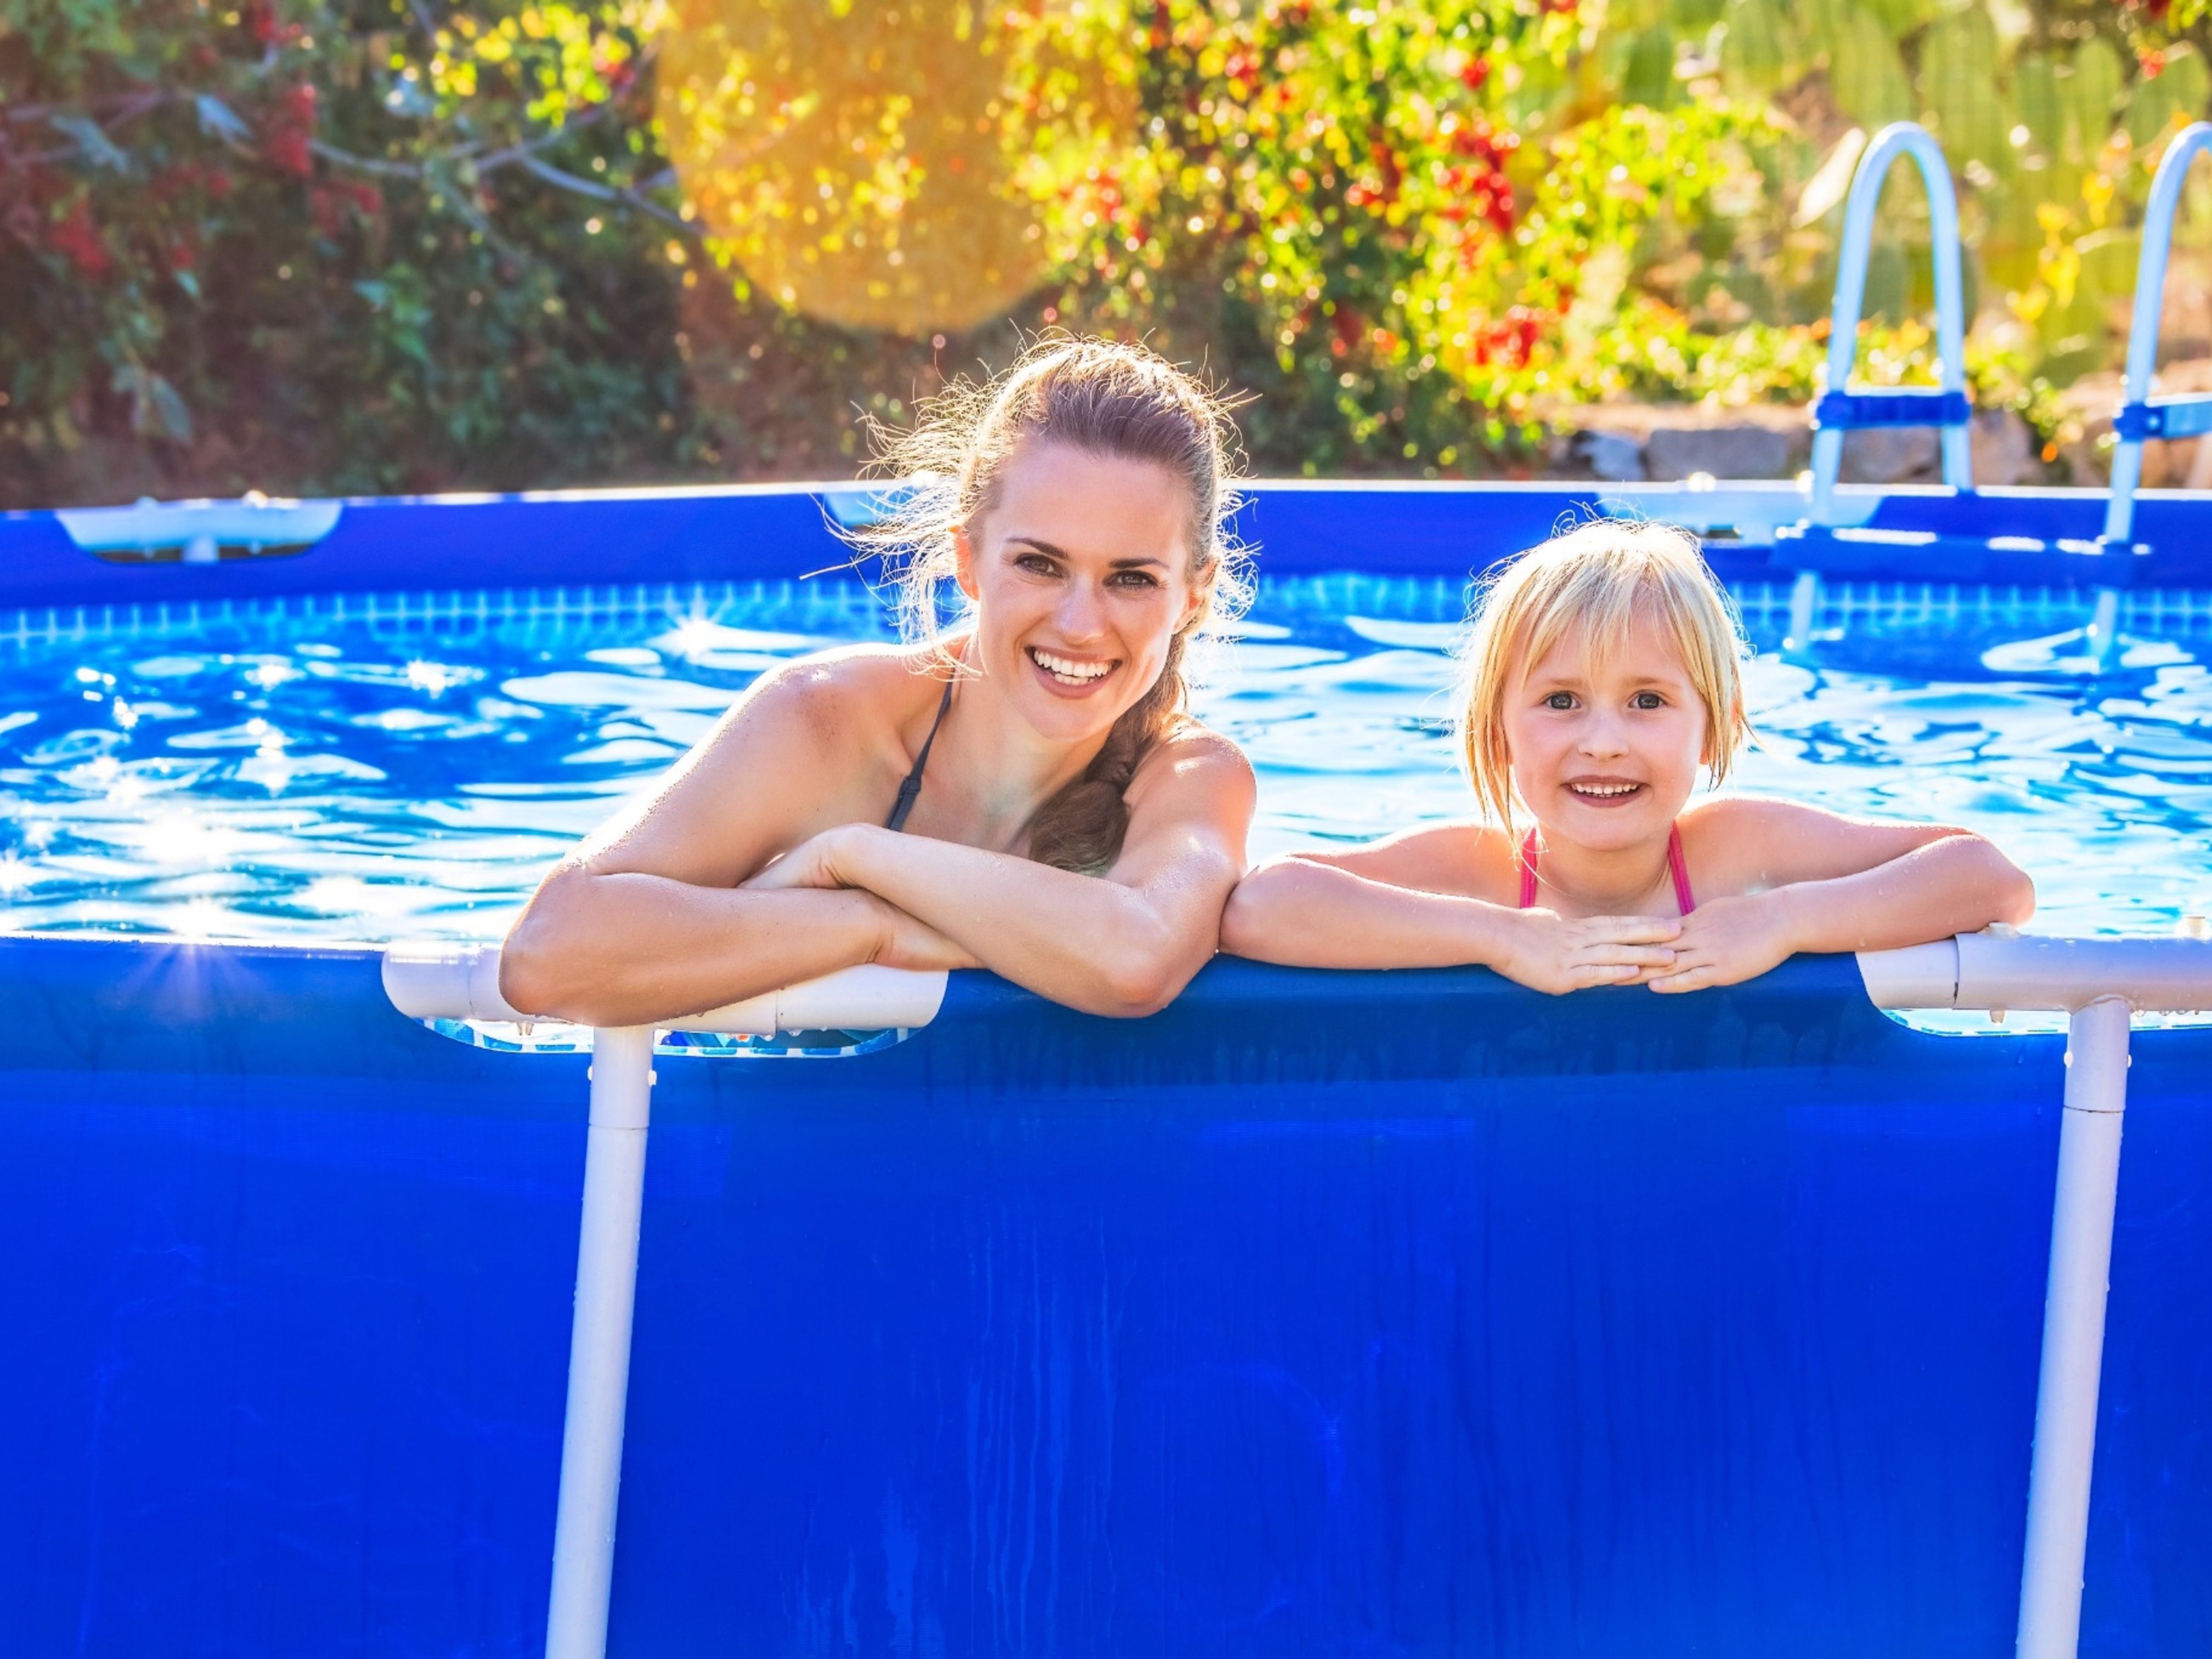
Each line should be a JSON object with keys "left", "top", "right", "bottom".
{"left": 1777, "top": 121, "right": 2212, "bottom": 667}
{"left": 2092, "top": 121, "right": 2212, "bottom": 659}
{"left": 1780, "top": 122, "right": 1974, "bottom": 652}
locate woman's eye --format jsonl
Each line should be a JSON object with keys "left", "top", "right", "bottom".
{"left": 1107, "top": 569, "right": 1161, "bottom": 590}
{"left": 1630, "top": 691, "right": 1666, "bottom": 710}
{"left": 1014, "top": 552, "right": 1059, "bottom": 576}
{"left": 1543, "top": 691, "right": 1576, "bottom": 710}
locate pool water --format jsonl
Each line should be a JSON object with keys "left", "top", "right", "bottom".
{"left": 2, "top": 575, "right": 2210, "bottom": 943}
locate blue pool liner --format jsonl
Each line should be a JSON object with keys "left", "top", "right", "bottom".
{"left": 5, "top": 931, "right": 2212, "bottom": 1657}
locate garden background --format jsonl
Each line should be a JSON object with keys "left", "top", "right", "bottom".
{"left": 5, "top": 0, "right": 2210, "bottom": 506}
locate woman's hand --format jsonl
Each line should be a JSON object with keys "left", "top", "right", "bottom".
{"left": 1497, "top": 907, "right": 1683, "bottom": 996}
{"left": 745, "top": 824, "right": 978, "bottom": 972}
{"left": 743, "top": 823, "right": 873, "bottom": 893}
{"left": 1644, "top": 891, "right": 1800, "bottom": 994}
{"left": 868, "top": 896, "right": 983, "bottom": 973}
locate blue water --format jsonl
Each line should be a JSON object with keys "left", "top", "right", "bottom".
{"left": 2, "top": 575, "right": 2209, "bottom": 941}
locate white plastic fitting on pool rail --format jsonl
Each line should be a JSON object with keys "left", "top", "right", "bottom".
{"left": 379, "top": 941, "right": 949, "bottom": 1034}
{"left": 1856, "top": 930, "right": 2212, "bottom": 1013}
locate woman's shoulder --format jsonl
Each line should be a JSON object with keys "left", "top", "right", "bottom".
{"left": 742, "top": 642, "right": 952, "bottom": 730}
{"left": 1123, "top": 716, "right": 1256, "bottom": 816}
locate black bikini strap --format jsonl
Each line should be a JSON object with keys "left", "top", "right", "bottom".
{"left": 884, "top": 676, "right": 955, "bottom": 832}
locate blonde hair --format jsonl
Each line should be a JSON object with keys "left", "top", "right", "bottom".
{"left": 1458, "top": 519, "right": 1751, "bottom": 828}
{"left": 848, "top": 335, "right": 1251, "bottom": 871}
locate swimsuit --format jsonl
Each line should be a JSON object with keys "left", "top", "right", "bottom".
{"left": 884, "top": 677, "right": 955, "bottom": 832}
{"left": 1518, "top": 825, "right": 1696, "bottom": 915}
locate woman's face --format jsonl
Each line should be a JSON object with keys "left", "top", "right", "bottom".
{"left": 956, "top": 439, "right": 1209, "bottom": 744}
{"left": 1502, "top": 609, "right": 1708, "bottom": 853}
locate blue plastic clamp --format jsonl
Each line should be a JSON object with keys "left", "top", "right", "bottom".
{"left": 1813, "top": 389, "right": 1972, "bottom": 432}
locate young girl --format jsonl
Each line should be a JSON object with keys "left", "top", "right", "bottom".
{"left": 1221, "top": 520, "right": 2034, "bottom": 994}
{"left": 500, "top": 338, "right": 1256, "bottom": 1025}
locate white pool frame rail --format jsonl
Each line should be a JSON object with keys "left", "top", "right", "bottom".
{"left": 381, "top": 945, "right": 949, "bottom": 1659}
{"left": 386, "top": 934, "right": 2212, "bottom": 1659}
{"left": 1859, "top": 931, "right": 2212, "bottom": 1659}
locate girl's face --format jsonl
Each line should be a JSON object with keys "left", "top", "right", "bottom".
{"left": 956, "top": 439, "right": 1209, "bottom": 745}
{"left": 1503, "top": 608, "right": 1708, "bottom": 851}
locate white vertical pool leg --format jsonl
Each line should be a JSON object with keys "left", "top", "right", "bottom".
{"left": 1786, "top": 568, "right": 1822, "bottom": 653}
{"left": 2016, "top": 995, "right": 2132, "bottom": 1659}
{"left": 545, "top": 1025, "right": 657, "bottom": 1659}
{"left": 2085, "top": 587, "right": 2122, "bottom": 673}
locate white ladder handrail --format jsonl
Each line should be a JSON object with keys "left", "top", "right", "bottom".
{"left": 2103, "top": 120, "right": 2212, "bottom": 548}
{"left": 1810, "top": 122, "right": 1974, "bottom": 526}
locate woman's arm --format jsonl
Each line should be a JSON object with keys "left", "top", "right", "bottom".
{"left": 500, "top": 656, "right": 972, "bottom": 1026}
{"left": 1648, "top": 801, "right": 2036, "bottom": 993}
{"left": 1221, "top": 828, "right": 1683, "bottom": 994}
{"left": 748, "top": 729, "right": 1258, "bottom": 1018}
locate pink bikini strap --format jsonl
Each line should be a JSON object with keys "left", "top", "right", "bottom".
{"left": 1519, "top": 823, "right": 1697, "bottom": 914}
{"left": 1667, "top": 822, "right": 1696, "bottom": 915}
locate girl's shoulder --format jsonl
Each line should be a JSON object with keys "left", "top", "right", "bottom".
{"left": 1677, "top": 794, "right": 1966, "bottom": 891}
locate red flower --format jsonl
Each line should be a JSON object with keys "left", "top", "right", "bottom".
{"left": 49, "top": 199, "right": 111, "bottom": 279}
{"left": 266, "top": 127, "right": 313, "bottom": 176}
{"left": 1459, "top": 57, "right": 1489, "bottom": 92}
{"left": 243, "top": 0, "right": 277, "bottom": 43}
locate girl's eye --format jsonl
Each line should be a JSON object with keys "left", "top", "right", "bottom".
{"left": 1630, "top": 691, "right": 1666, "bottom": 710}
{"left": 1543, "top": 691, "right": 1577, "bottom": 711}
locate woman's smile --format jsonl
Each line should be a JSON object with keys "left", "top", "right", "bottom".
{"left": 1027, "top": 645, "right": 1121, "bottom": 693}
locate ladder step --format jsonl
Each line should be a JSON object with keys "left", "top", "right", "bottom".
{"left": 1773, "top": 523, "right": 2152, "bottom": 586}
{"left": 1814, "top": 388, "right": 1973, "bottom": 431}
{"left": 2114, "top": 394, "right": 2212, "bottom": 443}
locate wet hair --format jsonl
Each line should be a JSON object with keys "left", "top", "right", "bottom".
{"left": 1458, "top": 518, "right": 1751, "bottom": 829}
{"left": 850, "top": 336, "right": 1251, "bottom": 872}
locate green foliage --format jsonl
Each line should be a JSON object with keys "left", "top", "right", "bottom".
{"left": 5, "top": 0, "right": 2212, "bottom": 501}
{"left": 1, "top": 0, "right": 705, "bottom": 499}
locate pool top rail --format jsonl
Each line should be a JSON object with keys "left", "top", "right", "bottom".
{"left": 382, "top": 932, "right": 2212, "bottom": 1035}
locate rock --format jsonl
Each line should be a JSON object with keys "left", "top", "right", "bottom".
{"left": 1838, "top": 425, "right": 1940, "bottom": 484}
{"left": 1572, "top": 427, "right": 1646, "bottom": 482}
{"left": 1969, "top": 408, "right": 2041, "bottom": 486}
{"left": 1644, "top": 424, "right": 1793, "bottom": 481}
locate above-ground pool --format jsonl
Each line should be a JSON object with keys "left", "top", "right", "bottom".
{"left": 6, "top": 479, "right": 2212, "bottom": 1658}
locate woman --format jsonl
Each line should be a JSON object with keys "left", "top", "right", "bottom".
{"left": 500, "top": 338, "right": 1257, "bottom": 1025}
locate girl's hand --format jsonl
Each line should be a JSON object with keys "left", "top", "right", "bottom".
{"left": 1497, "top": 908, "right": 1682, "bottom": 996}
{"left": 743, "top": 823, "right": 872, "bottom": 893}
{"left": 1645, "top": 891, "right": 1801, "bottom": 994}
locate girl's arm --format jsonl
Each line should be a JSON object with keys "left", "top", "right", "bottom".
{"left": 748, "top": 729, "right": 1257, "bottom": 1018}
{"left": 1221, "top": 827, "right": 1683, "bottom": 994}
{"left": 500, "top": 658, "right": 974, "bottom": 1028}
{"left": 1649, "top": 800, "right": 2035, "bottom": 994}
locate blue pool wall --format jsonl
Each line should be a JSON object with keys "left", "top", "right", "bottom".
{"left": 7, "top": 478, "right": 2212, "bottom": 608}
{"left": 7, "top": 933, "right": 2212, "bottom": 1659}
